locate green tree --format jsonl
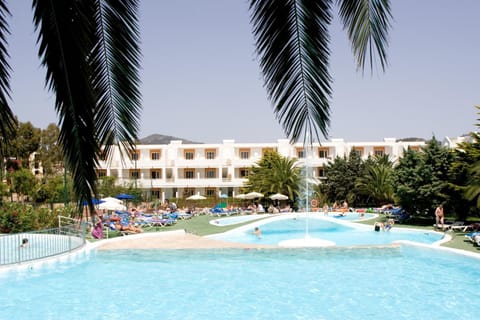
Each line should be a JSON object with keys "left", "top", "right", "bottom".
{"left": 244, "top": 150, "right": 302, "bottom": 202}
{"left": 319, "top": 151, "right": 364, "bottom": 205}
{"left": 38, "top": 123, "right": 63, "bottom": 177}
{"left": 7, "top": 168, "right": 37, "bottom": 202}
{"left": 355, "top": 155, "right": 394, "bottom": 206}
{"left": 3, "top": 121, "right": 41, "bottom": 168}
{"left": 392, "top": 138, "right": 453, "bottom": 216}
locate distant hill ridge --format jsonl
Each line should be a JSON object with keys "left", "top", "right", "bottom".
{"left": 138, "top": 134, "right": 202, "bottom": 145}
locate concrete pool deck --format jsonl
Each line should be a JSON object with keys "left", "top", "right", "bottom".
{"left": 94, "top": 229, "right": 273, "bottom": 250}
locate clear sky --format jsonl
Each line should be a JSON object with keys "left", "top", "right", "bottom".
{"left": 8, "top": 0, "right": 480, "bottom": 144}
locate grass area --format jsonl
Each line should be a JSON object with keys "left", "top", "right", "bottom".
{"left": 92, "top": 213, "right": 480, "bottom": 255}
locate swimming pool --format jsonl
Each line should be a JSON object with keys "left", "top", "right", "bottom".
{"left": 208, "top": 214, "right": 445, "bottom": 246}
{"left": 210, "top": 214, "right": 271, "bottom": 226}
{"left": 1, "top": 245, "right": 479, "bottom": 319}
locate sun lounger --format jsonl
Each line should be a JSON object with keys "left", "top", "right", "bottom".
{"left": 465, "top": 232, "right": 480, "bottom": 246}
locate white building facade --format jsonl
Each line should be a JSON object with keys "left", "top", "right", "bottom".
{"left": 96, "top": 137, "right": 426, "bottom": 202}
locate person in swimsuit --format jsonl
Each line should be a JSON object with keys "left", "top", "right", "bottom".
{"left": 114, "top": 221, "right": 143, "bottom": 233}
{"left": 435, "top": 204, "right": 445, "bottom": 231}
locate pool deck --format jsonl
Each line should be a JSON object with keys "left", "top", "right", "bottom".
{"left": 94, "top": 230, "right": 274, "bottom": 250}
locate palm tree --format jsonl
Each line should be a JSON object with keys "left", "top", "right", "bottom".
{"left": 0, "top": 0, "right": 141, "bottom": 212}
{"left": 0, "top": 0, "right": 391, "bottom": 212}
{"left": 245, "top": 151, "right": 302, "bottom": 201}
{"left": 355, "top": 162, "right": 394, "bottom": 206}
{"left": 250, "top": 0, "right": 391, "bottom": 143}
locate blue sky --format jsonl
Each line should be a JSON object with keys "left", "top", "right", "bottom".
{"left": 8, "top": 0, "right": 480, "bottom": 143}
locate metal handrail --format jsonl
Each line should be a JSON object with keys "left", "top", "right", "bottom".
{"left": 0, "top": 218, "right": 87, "bottom": 266}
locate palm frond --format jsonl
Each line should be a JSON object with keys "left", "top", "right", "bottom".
{"left": 33, "top": 0, "right": 99, "bottom": 210}
{"left": 0, "top": 0, "right": 15, "bottom": 147}
{"left": 337, "top": 0, "right": 392, "bottom": 72}
{"left": 249, "top": 0, "right": 333, "bottom": 144}
{"left": 91, "top": 0, "right": 141, "bottom": 159}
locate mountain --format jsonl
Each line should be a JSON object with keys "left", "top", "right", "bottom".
{"left": 138, "top": 134, "right": 202, "bottom": 145}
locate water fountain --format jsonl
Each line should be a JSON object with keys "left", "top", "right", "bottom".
{"left": 278, "top": 140, "right": 335, "bottom": 248}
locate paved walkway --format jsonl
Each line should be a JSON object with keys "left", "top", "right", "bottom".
{"left": 95, "top": 230, "right": 273, "bottom": 250}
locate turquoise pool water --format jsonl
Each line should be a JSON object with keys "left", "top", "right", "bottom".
{"left": 1, "top": 246, "right": 479, "bottom": 319}
{"left": 208, "top": 215, "right": 444, "bottom": 246}
{"left": 210, "top": 214, "right": 271, "bottom": 226}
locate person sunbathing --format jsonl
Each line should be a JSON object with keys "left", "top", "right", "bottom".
{"left": 114, "top": 221, "right": 143, "bottom": 233}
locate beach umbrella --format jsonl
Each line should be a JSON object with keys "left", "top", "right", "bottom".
{"left": 98, "top": 199, "right": 127, "bottom": 211}
{"left": 186, "top": 194, "right": 206, "bottom": 200}
{"left": 269, "top": 193, "right": 289, "bottom": 200}
{"left": 234, "top": 194, "right": 247, "bottom": 199}
{"left": 101, "top": 197, "right": 123, "bottom": 203}
{"left": 115, "top": 193, "right": 135, "bottom": 200}
{"left": 245, "top": 192, "right": 264, "bottom": 199}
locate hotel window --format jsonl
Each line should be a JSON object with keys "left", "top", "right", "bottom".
{"left": 184, "top": 169, "right": 194, "bottom": 179}
{"left": 206, "top": 188, "right": 216, "bottom": 197}
{"left": 373, "top": 147, "right": 385, "bottom": 157}
{"left": 150, "top": 150, "right": 161, "bottom": 160}
{"left": 97, "top": 169, "right": 107, "bottom": 177}
{"left": 296, "top": 148, "right": 305, "bottom": 158}
{"left": 205, "top": 168, "right": 216, "bottom": 179}
{"left": 151, "top": 189, "right": 161, "bottom": 200}
{"left": 130, "top": 170, "right": 140, "bottom": 179}
{"left": 239, "top": 168, "right": 249, "bottom": 178}
{"left": 317, "top": 168, "right": 326, "bottom": 177}
{"left": 130, "top": 150, "right": 140, "bottom": 161}
{"left": 151, "top": 170, "right": 162, "bottom": 179}
{"left": 318, "top": 148, "right": 329, "bottom": 158}
{"left": 184, "top": 188, "right": 195, "bottom": 197}
{"left": 239, "top": 148, "right": 250, "bottom": 159}
{"left": 409, "top": 146, "right": 421, "bottom": 152}
{"left": 184, "top": 149, "right": 195, "bottom": 160}
{"left": 352, "top": 147, "right": 364, "bottom": 157}
{"left": 206, "top": 149, "right": 216, "bottom": 160}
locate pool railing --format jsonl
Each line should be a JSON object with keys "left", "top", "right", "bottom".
{"left": 0, "top": 217, "right": 87, "bottom": 266}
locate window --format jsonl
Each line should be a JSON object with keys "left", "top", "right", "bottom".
{"left": 206, "top": 188, "right": 216, "bottom": 197}
{"left": 296, "top": 148, "right": 305, "bottom": 158}
{"left": 318, "top": 148, "right": 329, "bottom": 158}
{"left": 205, "top": 168, "right": 216, "bottom": 179}
{"left": 373, "top": 147, "right": 385, "bottom": 157}
{"left": 239, "top": 148, "right": 250, "bottom": 159}
{"left": 184, "top": 149, "right": 195, "bottom": 160}
{"left": 184, "top": 169, "right": 194, "bottom": 179}
{"left": 183, "top": 188, "right": 195, "bottom": 197}
{"left": 97, "top": 169, "right": 107, "bottom": 177}
{"left": 205, "top": 149, "right": 216, "bottom": 159}
{"left": 409, "top": 146, "right": 421, "bottom": 151}
{"left": 151, "top": 189, "right": 161, "bottom": 200}
{"left": 130, "top": 170, "right": 140, "bottom": 179}
{"left": 151, "top": 170, "right": 162, "bottom": 179}
{"left": 352, "top": 147, "right": 364, "bottom": 157}
{"left": 239, "top": 168, "right": 249, "bottom": 178}
{"left": 317, "top": 168, "right": 325, "bottom": 177}
{"left": 130, "top": 150, "right": 140, "bottom": 161}
{"left": 150, "top": 150, "right": 161, "bottom": 160}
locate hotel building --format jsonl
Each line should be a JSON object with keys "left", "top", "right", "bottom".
{"left": 96, "top": 137, "right": 426, "bottom": 202}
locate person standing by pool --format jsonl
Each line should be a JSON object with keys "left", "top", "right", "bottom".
{"left": 435, "top": 204, "right": 445, "bottom": 231}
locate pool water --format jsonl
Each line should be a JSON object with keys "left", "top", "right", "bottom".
{"left": 209, "top": 216, "right": 444, "bottom": 246}
{"left": 1, "top": 246, "right": 479, "bottom": 319}
{"left": 210, "top": 214, "right": 271, "bottom": 226}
